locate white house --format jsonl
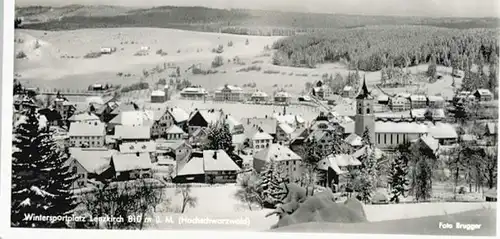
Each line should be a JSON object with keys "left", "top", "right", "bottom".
{"left": 68, "top": 121, "right": 106, "bottom": 148}
{"left": 253, "top": 144, "right": 302, "bottom": 181}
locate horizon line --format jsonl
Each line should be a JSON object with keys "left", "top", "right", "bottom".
{"left": 14, "top": 3, "right": 500, "bottom": 19}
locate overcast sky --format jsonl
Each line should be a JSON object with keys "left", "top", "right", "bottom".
{"left": 15, "top": 0, "right": 500, "bottom": 18}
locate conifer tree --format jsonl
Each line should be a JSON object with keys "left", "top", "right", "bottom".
{"left": 258, "top": 159, "right": 284, "bottom": 207}
{"left": 11, "top": 100, "right": 77, "bottom": 228}
{"left": 204, "top": 120, "right": 234, "bottom": 153}
{"left": 361, "top": 127, "right": 372, "bottom": 147}
{"left": 354, "top": 149, "right": 378, "bottom": 203}
{"left": 388, "top": 151, "right": 409, "bottom": 203}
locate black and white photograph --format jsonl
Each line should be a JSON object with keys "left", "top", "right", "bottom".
{"left": 7, "top": 0, "right": 499, "bottom": 236}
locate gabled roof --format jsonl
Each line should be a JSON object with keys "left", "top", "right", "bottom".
{"left": 168, "top": 107, "right": 189, "bottom": 123}
{"left": 69, "top": 121, "right": 105, "bottom": 137}
{"left": 114, "top": 125, "right": 151, "bottom": 140}
{"left": 69, "top": 147, "right": 116, "bottom": 174}
{"left": 189, "top": 109, "right": 223, "bottom": 125}
{"left": 68, "top": 112, "right": 100, "bottom": 122}
{"left": 410, "top": 95, "right": 427, "bottom": 101}
{"left": 242, "top": 117, "right": 278, "bottom": 135}
{"left": 203, "top": 150, "right": 241, "bottom": 171}
{"left": 110, "top": 103, "right": 137, "bottom": 115}
{"left": 86, "top": 96, "right": 104, "bottom": 105}
{"left": 278, "top": 123, "right": 295, "bottom": 134}
{"left": 275, "top": 91, "right": 291, "bottom": 98}
{"left": 252, "top": 132, "right": 274, "bottom": 141}
{"left": 352, "top": 145, "right": 384, "bottom": 161}
{"left": 318, "top": 154, "right": 361, "bottom": 174}
{"left": 418, "top": 135, "right": 440, "bottom": 153}
{"left": 166, "top": 125, "right": 186, "bottom": 134}
{"left": 375, "top": 122, "right": 428, "bottom": 134}
{"left": 176, "top": 157, "right": 205, "bottom": 176}
{"left": 181, "top": 87, "right": 208, "bottom": 94}
{"left": 151, "top": 90, "right": 165, "bottom": 97}
{"left": 475, "top": 89, "right": 493, "bottom": 96}
{"left": 112, "top": 153, "right": 152, "bottom": 172}
{"left": 344, "top": 133, "right": 363, "bottom": 147}
{"left": 119, "top": 141, "right": 156, "bottom": 154}
{"left": 251, "top": 91, "right": 269, "bottom": 98}
{"left": 486, "top": 122, "right": 497, "bottom": 135}
{"left": 273, "top": 114, "right": 305, "bottom": 125}
{"left": 226, "top": 115, "right": 242, "bottom": 132}
{"left": 216, "top": 85, "right": 243, "bottom": 92}
{"left": 254, "top": 144, "right": 301, "bottom": 162}
{"left": 156, "top": 139, "right": 190, "bottom": 150}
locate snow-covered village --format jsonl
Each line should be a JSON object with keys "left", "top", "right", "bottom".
{"left": 10, "top": 1, "right": 499, "bottom": 236}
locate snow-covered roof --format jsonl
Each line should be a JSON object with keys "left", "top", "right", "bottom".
{"left": 486, "top": 122, "right": 497, "bottom": 135}
{"left": 86, "top": 96, "right": 104, "bottom": 105}
{"left": 69, "top": 121, "right": 105, "bottom": 137}
{"left": 203, "top": 150, "right": 241, "bottom": 172}
{"left": 352, "top": 145, "right": 384, "bottom": 161}
{"left": 428, "top": 95, "right": 445, "bottom": 102}
{"left": 114, "top": 125, "right": 151, "bottom": 140}
{"left": 475, "top": 89, "right": 493, "bottom": 96}
{"left": 254, "top": 144, "right": 301, "bottom": 162}
{"left": 419, "top": 135, "right": 440, "bottom": 152}
{"left": 410, "top": 95, "right": 427, "bottom": 101}
{"left": 391, "top": 97, "right": 410, "bottom": 105}
{"left": 151, "top": 90, "right": 165, "bottom": 97}
{"left": 181, "top": 87, "right": 208, "bottom": 94}
{"left": 191, "top": 109, "right": 223, "bottom": 125}
{"left": 344, "top": 133, "right": 363, "bottom": 147}
{"left": 343, "top": 86, "right": 353, "bottom": 91}
{"left": 166, "top": 125, "right": 186, "bottom": 134}
{"left": 427, "top": 122, "right": 458, "bottom": 139}
{"left": 252, "top": 132, "right": 274, "bottom": 141}
{"left": 318, "top": 154, "right": 361, "bottom": 174}
{"left": 275, "top": 91, "right": 291, "bottom": 98}
{"left": 375, "top": 122, "right": 428, "bottom": 134}
{"left": 242, "top": 117, "right": 278, "bottom": 135}
{"left": 110, "top": 103, "right": 136, "bottom": 115}
{"left": 216, "top": 85, "right": 243, "bottom": 92}
{"left": 112, "top": 153, "right": 152, "bottom": 172}
{"left": 168, "top": 107, "right": 189, "bottom": 123}
{"left": 119, "top": 141, "right": 156, "bottom": 154}
{"left": 68, "top": 112, "right": 100, "bottom": 122}
{"left": 278, "top": 123, "right": 295, "bottom": 134}
{"left": 251, "top": 91, "right": 269, "bottom": 98}
{"left": 69, "top": 147, "right": 116, "bottom": 174}
{"left": 273, "top": 114, "right": 305, "bottom": 125}
{"left": 176, "top": 157, "right": 205, "bottom": 176}
{"left": 156, "top": 139, "right": 190, "bottom": 151}
{"left": 377, "top": 95, "right": 389, "bottom": 101}
{"left": 120, "top": 110, "right": 155, "bottom": 126}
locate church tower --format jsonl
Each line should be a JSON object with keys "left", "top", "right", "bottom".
{"left": 354, "top": 76, "right": 376, "bottom": 144}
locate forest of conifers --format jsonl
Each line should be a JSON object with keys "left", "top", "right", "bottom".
{"left": 271, "top": 26, "right": 499, "bottom": 73}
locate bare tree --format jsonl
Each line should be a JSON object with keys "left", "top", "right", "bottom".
{"left": 175, "top": 184, "right": 198, "bottom": 213}
{"left": 234, "top": 172, "right": 264, "bottom": 210}
{"left": 78, "top": 179, "right": 166, "bottom": 229}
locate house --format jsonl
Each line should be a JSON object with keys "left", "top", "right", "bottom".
{"left": 68, "top": 121, "right": 106, "bottom": 147}
{"left": 318, "top": 153, "right": 361, "bottom": 190}
{"left": 415, "top": 135, "right": 440, "bottom": 158}
{"left": 484, "top": 122, "right": 497, "bottom": 139}
{"left": 249, "top": 131, "right": 274, "bottom": 154}
{"left": 484, "top": 188, "right": 497, "bottom": 202}
{"left": 119, "top": 140, "right": 156, "bottom": 156}
{"left": 167, "top": 107, "right": 190, "bottom": 129}
{"left": 276, "top": 123, "right": 295, "bottom": 145}
{"left": 165, "top": 125, "right": 187, "bottom": 140}
{"left": 274, "top": 91, "right": 292, "bottom": 104}
{"left": 250, "top": 90, "right": 269, "bottom": 103}
{"left": 473, "top": 89, "right": 493, "bottom": 101}
{"left": 68, "top": 112, "right": 101, "bottom": 123}
{"left": 156, "top": 139, "right": 193, "bottom": 165}
{"left": 253, "top": 144, "right": 302, "bottom": 181}
{"left": 342, "top": 86, "right": 355, "bottom": 98}
{"left": 242, "top": 117, "right": 278, "bottom": 139}
{"left": 427, "top": 122, "right": 458, "bottom": 145}
{"left": 188, "top": 128, "right": 209, "bottom": 148}
{"left": 174, "top": 150, "right": 241, "bottom": 184}
{"left": 67, "top": 148, "right": 117, "bottom": 188}
{"left": 95, "top": 101, "right": 119, "bottom": 123}
{"left": 100, "top": 47, "right": 116, "bottom": 54}
{"left": 111, "top": 153, "right": 153, "bottom": 180}
{"left": 187, "top": 109, "right": 223, "bottom": 134}
{"left": 313, "top": 81, "right": 333, "bottom": 99}
{"left": 389, "top": 97, "right": 411, "bottom": 112}
{"left": 151, "top": 90, "right": 167, "bottom": 103}
{"left": 109, "top": 110, "right": 173, "bottom": 138}
{"left": 114, "top": 125, "right": 151, "bottom": 143}
{"left": 273, "top": 113, "right": 306, "bottom": 129}
{"left": 180, "top": 87, "right": 208, "bottom": 100}
{"left": 410, "top": 95, "right": 427, "bottom": 109}
{"left": 214, "top": 85, "right": 244, "bottom": 102}
{"left": 53, "top": 98, "right": 77, "bottom": 122}
{"left": 225, "top": 115, "right": 244, "bottom": 135}
{"left": 344, "top": 133, "right": 363, "bottom": 148}
{"left": 377, "top": 95, "right": 390, "bottom": 105}
{"left": 86, "top": 96, "right": 105, "bottom": 106}
{"left": 427, "top": 95, "right": 445, "bottom": 108}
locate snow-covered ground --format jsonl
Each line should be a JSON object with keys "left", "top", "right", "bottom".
{"left": 148, "top": 184, "right": 497, "bottom": 231}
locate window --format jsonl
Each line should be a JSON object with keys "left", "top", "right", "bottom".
{"left": 384, "top": 134, "right": 387, "bottom": 144}
{"left": 358, "top": 108, "right": 362, "bottom": 114}
{"left": 72, "top": 166, "right": 77, "bottom": 173}
{"left": 377, "top": 134, "right": 381, "bottom": 144}
{"left": 396, "top": 134, "right": 399, "bottom": 143}
{"left": 390, "top": 134, "right": 393, "bottom": 144}
{"left": 366, "top": 108, "right": 370, "bottom": 114}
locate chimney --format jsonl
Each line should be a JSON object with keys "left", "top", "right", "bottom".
{"left": 213, "top": 151, "right": 217, "bottom": 160}
{"left": 247, "top": 118, "right": 250, "bottom": 124}
{"left": 265, "top": 115, "right": 268, "bottom": 119}
{"left": 136, "top": 152, "right": 140, "bottom": 157}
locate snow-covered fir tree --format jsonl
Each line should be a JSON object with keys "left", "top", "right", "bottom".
{"left": 258, "top": 159, "right": 284, "bottom": 207}
{"left": 11, "top": 101, "right": 77, "bottom": 228}
{"left": 204, "top": 121, "right": 234, "bottom": 153}
{"left": 354, "top": 148, "right": 378, "bottom": 203}
{"left": 388, "top": 151, "right": 409, "bottom": 203}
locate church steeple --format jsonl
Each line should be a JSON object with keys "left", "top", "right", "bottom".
{"left": 356, "top": 76, "right": 373, "bottom": 100}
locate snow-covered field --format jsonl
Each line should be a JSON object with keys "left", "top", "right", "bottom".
{"left": 148, "top": 184, "right": 496, "bottom": 231}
